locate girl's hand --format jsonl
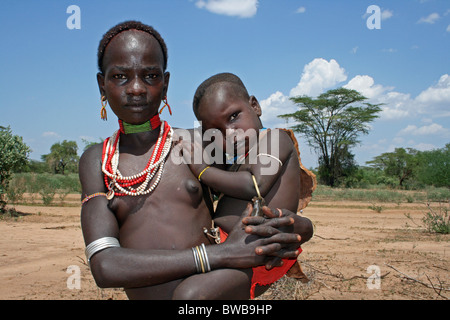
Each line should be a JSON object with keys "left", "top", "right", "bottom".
{"left": 242, "top": 206, "right": 304, "bottom": 269}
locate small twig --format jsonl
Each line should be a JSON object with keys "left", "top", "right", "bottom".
{"left": 42, "top": 225, "right": 67, "bottom": 230}
{"left": 77, "top": 255, "right": 89, "bottom": 267}
{"left": 304, "top": 262, "right": 389, "bottom": 282}
{"left": 385, "top": 263, "right": 449, "bottom": 299}
{"left": 425, "top": 274, "right": 448, "bottom": 300}
{"left": 314, "top": 234, "right": 350, "bottom": 241}
{"left": 342, "top": 272, "right": 390, "bottom": 282}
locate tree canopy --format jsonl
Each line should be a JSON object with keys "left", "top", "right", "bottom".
{"left": 279, "top": 87, "right": 382, "bottom": 186}
{"left": 366, "top": 147, "right": 419, "bottom": 187}
{"left": 41, "top": 140, "right": 79, "bottom": 175}
{"left": 0, "top": 126, "right": 30, "bottom": 212}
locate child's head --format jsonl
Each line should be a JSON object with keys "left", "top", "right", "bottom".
{"left": 193, "top": 73, "right": 263, "bottom": 154}
{"left": 96, "top": 21, "right": 170, "bottom": 124}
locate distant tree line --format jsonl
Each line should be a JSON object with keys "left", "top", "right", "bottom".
{"left": 279, "top": 87, "right": 449, "bottom": 189}
{"left": 365, "top": 145, "right": 450, "bottom": 189}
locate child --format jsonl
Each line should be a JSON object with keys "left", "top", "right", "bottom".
{"left": 187, "top": 72, "right": 316, "bottom": 298}
{"left": 79, "top": 21, "right": 311, "bottom": 300}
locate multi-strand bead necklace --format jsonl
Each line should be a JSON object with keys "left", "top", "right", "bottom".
{"left": 101, "top": 115, "right": 173, "bottom": 200}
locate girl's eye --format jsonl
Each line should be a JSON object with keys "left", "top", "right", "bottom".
{"left": 113, "top": 74, "right": 126, "bottom": 80}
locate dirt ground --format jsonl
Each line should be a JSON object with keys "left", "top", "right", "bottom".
{"left": 0, "top": 194, "right": 448, "bottom": 300}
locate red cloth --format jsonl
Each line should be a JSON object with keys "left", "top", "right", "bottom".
{"left": 219, "top": 228, "right": 302, "bottom": 299}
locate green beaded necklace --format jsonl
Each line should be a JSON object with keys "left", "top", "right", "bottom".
{"left": 118, "top": 114, "right": 162, "bottom": 134}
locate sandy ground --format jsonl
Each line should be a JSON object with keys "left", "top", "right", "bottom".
{"left": 0, "top": 194, "right": 448, "bottom": 300}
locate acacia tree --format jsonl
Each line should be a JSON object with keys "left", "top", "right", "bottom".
{"left": 416, "top": 144, "right": 450, "bottom": 188}
{"left": 279, "top": 88, "right": 382, "bottom": 186}
{"left": 42, "top": 140, "right": 79, "bottom": 175}
{"left": 0, "top": 126, "right": 30, "bottom": 212}
{"left": 367, "top": 147, "right": 419, "bottom": 187}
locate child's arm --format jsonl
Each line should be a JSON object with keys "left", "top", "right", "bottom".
{"left": 194, "top": 129, "right": 294, "bottom": 200}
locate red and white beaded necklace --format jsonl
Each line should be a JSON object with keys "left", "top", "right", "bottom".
{"left": 101, "top": 114, "right": 173, "bottom": 200}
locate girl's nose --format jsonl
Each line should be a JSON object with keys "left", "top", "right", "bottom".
{"left": 127, "top": 77, "right": 146, "bottom": 96}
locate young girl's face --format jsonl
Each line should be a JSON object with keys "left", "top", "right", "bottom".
{"left": 97, "top": 30, "right": 169, "bottom": 124}
{"left": 197, "top": 83, "right": 262, "bottom": 155}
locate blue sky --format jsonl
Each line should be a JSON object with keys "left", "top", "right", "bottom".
{"left": 1, "top": 0, "right": 449, "bottom": 169}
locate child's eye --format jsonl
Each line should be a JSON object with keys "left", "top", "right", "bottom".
{"left": 230, "top": 112, "right": 239, "bottom": 121}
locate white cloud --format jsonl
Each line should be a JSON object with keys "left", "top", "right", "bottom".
{"left": 447, "top": 24, "right": 450, "bottom": 33}
{"left": 418, "top": 12, "right": 440, "bottom": 24}
{"left": 344, "top": 75, "right": 391, "bottom": 99}
{"left": 257, "top": 58, "right": 450, "bottom": 165}
{"left": 344, "top": 75, "right": 414, "bottom": 120}
{"left": 413, "top": 143, "right": 437, "bottom": 151}
{"left": 381, "top": 9, "right": 393, "bottom": 20}
{"left": 259, "top": 91, "right": 296, "bottom": 128}
{"left": 296, "top": 7, "right": 306, "bottom": 14}
{"left": 362, "top": 7, "right": 393, "bottom": 20}
{"left": 416, "top": 74, "right": 450, "bottom": 103}
{"left": 290, "top": 58, "right": 347, "bottom": 97}
{"left": 345, "top": 73, "right": 450, "bottom": 120}
{"left": 261, "top": 58, "right": 348, "bottom": 129}
{"left": 42, "top": 131, "right": 60, "bottom": 138}
{"left": 415, "top": 74, "right": 450, "bottom": 116}
{"left": 260, "top": 59, "right": 450, "bottom": 135}
{"left": 195, "top": 0, "right": 258, "bottom": 18}
{"left": 399, "top": 123, "right": 450, "bottom": 137}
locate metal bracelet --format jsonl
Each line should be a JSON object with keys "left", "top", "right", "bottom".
{"left": 85, "top": 237, "right": 120, "bottom": 262}
{"left": 200, "top": 243, "right": 211, "bottom": 272}
{"left": 191, "top": 243, "right": 211, "bottom": 273}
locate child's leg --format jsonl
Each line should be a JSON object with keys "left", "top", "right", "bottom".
{"left": 172, "top": 268, "right": 253, "bottom": 300}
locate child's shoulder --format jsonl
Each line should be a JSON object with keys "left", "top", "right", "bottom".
{"left": 261, "top": 128, "right": 295, "bottom": 149}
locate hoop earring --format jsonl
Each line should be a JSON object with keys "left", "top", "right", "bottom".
{"left": 159, "top": 96, "right": 172, "bottom": 116}
{"left": 100, "top": 96, "right": 108, "bottom": 121}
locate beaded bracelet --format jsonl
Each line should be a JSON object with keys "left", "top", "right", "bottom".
{"left": 81, "top": 192, "right": 107, "bottom": 205}
{"left": 197, "top": 166, "right": 211, "bottom": 181}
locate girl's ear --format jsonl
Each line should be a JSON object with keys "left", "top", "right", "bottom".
{"left": 249, "top": 95, "right": 262, "bottom": 117}
{"left": 97, "top": 72, "right": 105, "bottom": 96}
{"left": 163, "top": 71, "right": 170, "bottom": 98}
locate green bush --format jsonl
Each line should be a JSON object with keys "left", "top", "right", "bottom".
{"left": 7, "top": 173, "right": 81, "bottom": 205}
{"left": 426, "top": 187, "right": 450, "bottom": 202}
{"left": 422, "top": 203, "right": 449, "bottom": 234}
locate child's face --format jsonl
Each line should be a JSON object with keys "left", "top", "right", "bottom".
{"left": 197, "top": 83, "right": 262, "bottom": 155}
{"left": 97, "top": 30, "right": 169, "bottom": 124}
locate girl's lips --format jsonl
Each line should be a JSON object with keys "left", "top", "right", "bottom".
{"left": 124, "top": 104, "right": 147, "bottom": 111}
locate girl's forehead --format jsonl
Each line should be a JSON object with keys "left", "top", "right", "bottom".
{"left": 103, "top": 30, "right": 164, "bottom": 67}
{"left": 113, "top": 30, "right": 154, "bottom": 47}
